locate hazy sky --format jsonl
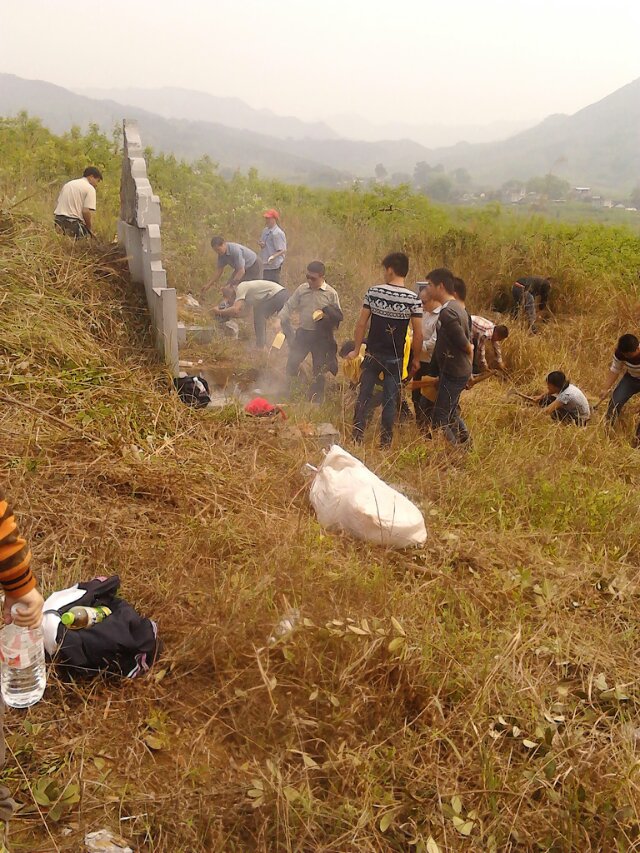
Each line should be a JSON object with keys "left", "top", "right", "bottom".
{"left": 2, "top": 0, "right": 639, "bottom": 126}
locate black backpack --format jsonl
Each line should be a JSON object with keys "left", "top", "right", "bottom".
{"left": 173, "top": 374, "right": 211, "bottom": 408}
{"left": 51, "top": 575, "right": 161, "bottom": 679}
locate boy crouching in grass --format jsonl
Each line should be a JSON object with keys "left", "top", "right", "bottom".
{"left": 531, "top": 371, "right": 591, "bottom": 425}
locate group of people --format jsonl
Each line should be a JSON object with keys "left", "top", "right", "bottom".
{"left": 52, "top": 175, "right": 640, "bottom": 448}
{"left": 203, "top": 220, "right": 640, "bottom": 449}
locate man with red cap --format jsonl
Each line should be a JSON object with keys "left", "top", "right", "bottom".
{"left": 259, "top": 209, "right": 287, "bottom": 284}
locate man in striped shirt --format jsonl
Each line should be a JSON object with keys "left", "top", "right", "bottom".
{"left": 0, "top": 488, "right": 44, "bottom": 831}
{"left": 603, "top": 333, "right": 640, "bottom": 424}
{"left": 471, "top": 315, "right": 509, "bottom": 373}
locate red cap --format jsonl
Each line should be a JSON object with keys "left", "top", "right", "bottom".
{"left": 263, "top": 208, "right": 280, "bottom": 220}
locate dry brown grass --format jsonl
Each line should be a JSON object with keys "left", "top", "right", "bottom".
{"left": 2, "top": 212, "right": 640, "bottom": 852}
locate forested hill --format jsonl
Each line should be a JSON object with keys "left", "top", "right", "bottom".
{"left": 431, "top": 77, "right": 640, "bottom": 192}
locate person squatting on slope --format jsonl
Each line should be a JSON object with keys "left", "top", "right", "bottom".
{"left": 532, "top": 371, "right": 591, "bottom": 425}
{"left": 212, "top": 280, "right": 290, "bottom": 349}
{"left": 348, "top": 252, "right": 423, "bottom": 447}
{"left": 278, "top": 261, "right": 343, "bottom": 402}
{"left": 54, "top": 167, "right": 102, "bottom": 239}
{"left": 0, "top": 489, "right": 45, "bottom": 841}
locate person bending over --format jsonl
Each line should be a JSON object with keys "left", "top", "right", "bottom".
{"left": 511, "top": 278, "right": 537, "bottom": 331}
{"left": 212, "top": 280, "right": 289, "bottom": 349}
{"left": 202, "top": 237, "right": 263, "bottom": 296}
{"left": 471, "top": 315, "right": 508, "bottom": 374}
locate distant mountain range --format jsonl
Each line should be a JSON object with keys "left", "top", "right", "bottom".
{"left": 1, "top": 73, "right": 639, "bottom": 192}
{"left": 325, "top": 114, "right": 537, "bottom": 148}
{"left": 78, "top": 86, "right": 340, "bottom": 141}
{"left": 79, "top": 86, "right": 536, "bottom": 148}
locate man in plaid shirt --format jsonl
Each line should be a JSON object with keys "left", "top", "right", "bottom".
{"left": 471, "top": 315, "right": 509, "bottom": 373}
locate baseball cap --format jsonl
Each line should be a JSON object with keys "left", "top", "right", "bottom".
{"left": 263, "top": 208, "right": 280, "bottom": 219}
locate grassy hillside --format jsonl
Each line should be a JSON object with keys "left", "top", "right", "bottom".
{"left": 2, "top": 123, "right": 640, "bottom": 851}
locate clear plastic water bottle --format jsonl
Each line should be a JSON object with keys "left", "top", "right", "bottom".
{"left": 0, "top": 605, "right": 46, "bottom": 708}
{"left": 268, "top": 608, "right": 301, "bottom": 645}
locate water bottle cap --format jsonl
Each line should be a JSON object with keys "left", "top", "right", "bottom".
{"left": 60, "top": 612, "right": 74, "bottom": 627}
{"left": 10, "top": 603, "right": 27, "bottom": 617}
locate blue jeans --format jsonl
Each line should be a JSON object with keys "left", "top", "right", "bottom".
{"left": 606, "top": 373, "right": 640, "bottom": 422}
{"left": 353, "top": 354, "right": 402, "bottom": 445}
{"left": 511, "top": 285, "right": 536, "bottom": 330}
{"left": 431, "top": 372, "right": 471, "bottom": 444}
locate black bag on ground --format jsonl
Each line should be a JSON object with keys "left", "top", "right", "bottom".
{"left": 53, "top": 575, "right": 160, "bottom": 679}
{"left": 173, "top": 374, "right": 211, "bottom": 408}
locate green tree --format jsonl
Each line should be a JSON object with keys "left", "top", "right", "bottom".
{"left": 424, "top": 174, "right": 453, "bottom": 202}
{"left": 413, "top": 161, "right": 433, "bottom": 190}
{"left": 452, "top": 167, "right": 472, "bottom": 187}
{"left": 629, "top": 185, "right": 640, "bottom": 208}
{"left": 374, "top": 163, "right": 388, "bottom": 182}
{"left": 389, "top": 172, "right": 412, "bottom": 187}
{"left": 526, "top": 174, "right": 570, "bottom": 199}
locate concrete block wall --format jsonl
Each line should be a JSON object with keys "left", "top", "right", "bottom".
{"left": 118, "top": 120, "right": 179, "bottom": 375}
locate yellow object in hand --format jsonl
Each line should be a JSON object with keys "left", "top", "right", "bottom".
{"left": 271, "top": 332, "right": 286, "bottom": 350}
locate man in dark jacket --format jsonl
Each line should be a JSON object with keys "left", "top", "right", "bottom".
{"left": 422, "top": 268, "right": 473, "bottom": 444}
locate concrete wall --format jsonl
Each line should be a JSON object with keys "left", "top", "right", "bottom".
{"left": 118, "top": 120, "right": 179, "bottom": 376}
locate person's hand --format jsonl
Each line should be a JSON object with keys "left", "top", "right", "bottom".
{"left": 211, "top": 307, "right": 221, "bottom": 316}
{"left": 258, "top": 240, "right": 266, "bottom": 249}
{"left": 497, "top": 362, "right": 505, "bottom": 371}
{"left": 410, "top": 356, "right": 421, "bottom": 376}
{"left": 267, "top": 254, "right": 276, "bottom": 264}
{"left": 4, "top": 588, "right": 45, "bottom": 628}
{"left": 345, "top": 350, "right": 358, "bottom": 360}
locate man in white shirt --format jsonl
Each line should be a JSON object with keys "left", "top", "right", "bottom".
{"left": 54, "top": 167, "right": 103, "bottom": 238}
{"left": 212, "top": 280, "right": 289, "bottom": 349}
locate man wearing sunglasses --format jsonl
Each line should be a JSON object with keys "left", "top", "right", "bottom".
{"left": 278, "top": 261, "right": 342, "bottom": 401}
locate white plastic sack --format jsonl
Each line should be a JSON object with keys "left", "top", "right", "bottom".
{"left": 308, "top": 445, "right": 427, "bottom": 548}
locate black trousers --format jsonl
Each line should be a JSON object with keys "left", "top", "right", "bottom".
{"left": 54, "top": 215, "right": 90, "bottom": 239}
{"left": 412, "top": 361, "right": 436, "bottom": 429}
{"left": 263, "top": 268, "right": 282, "bottom": 284}
{"left": 253, "top": 289, "right": 289, "bottom": 348}
{"left": 286, "top": 329, "right": 334, "bottom": 401}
